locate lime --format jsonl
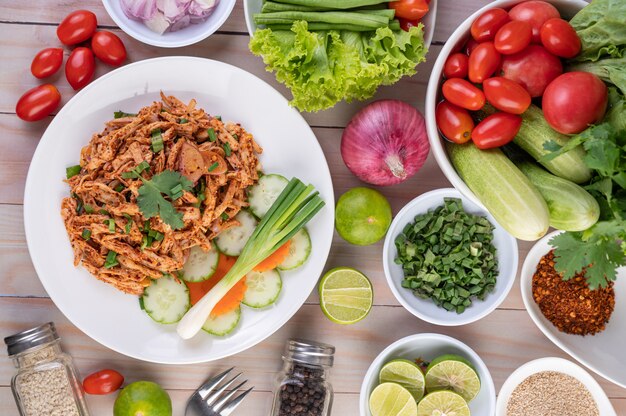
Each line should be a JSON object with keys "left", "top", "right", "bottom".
{"left": 425, "top": 355, "right": 480, "bottom": 402}
{"left": 417, "top": 391, "right": 471, "bottom": 416}
{"left": 114, "top": 381, "right": 172, "bottom": 416}
{"left": 335, "top": 187, "right": 392, "bottom": 246}
{"left": 319, "top": 267, "right": 373, "bottom": 325}
{"left": 379, "top": 359, "right": 425, "bottom": 401}
{"left": 369, "top": 382, "right": 418, "bottom": 416}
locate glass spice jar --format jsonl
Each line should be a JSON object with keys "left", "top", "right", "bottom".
{"left": 271, "top": 339, "right": 335, "bottom": 416}
{"left": 4, "top": 322, "right": 90, "bottom": 416}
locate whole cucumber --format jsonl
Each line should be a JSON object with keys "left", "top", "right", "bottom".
{"left": 447, "top": 142, "right": 549, "bottom": 241}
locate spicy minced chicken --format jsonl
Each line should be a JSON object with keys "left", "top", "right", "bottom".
{"left": 61, "top": 93, "right": 262, "bottom": 295}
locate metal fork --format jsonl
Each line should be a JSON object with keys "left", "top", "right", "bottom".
{"left": 185, "top": 368, "right": 253, "bottom": 416}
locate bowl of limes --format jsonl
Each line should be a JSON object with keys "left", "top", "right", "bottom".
{"left": 359, "top": 333, "right": 496, "bottom": 416}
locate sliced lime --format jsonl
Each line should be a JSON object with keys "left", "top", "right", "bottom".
{"left": 417, "top": 390, "right": 470, "bottom": 416}
{"left": 369, "top": 382, "right": 418, "bottom": 416}
{"left": 319, "top": 267, "right": 373, "bottom": 325}
{"left": 379, "top": 359, "right": 425, "bottom": 401}
{"left": 425, "top": 354, "right": 480, "bottom": 402}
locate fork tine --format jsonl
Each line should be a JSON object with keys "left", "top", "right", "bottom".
{"left": 205, "top": 373, "right": 242, "bottom": 406}
{"left": 218, "top": 386, "right": 254, "bottom": 416}
{"left": 212, "top": 380, "right": 248, "bottom": 412}
{"left": 197, "top": 367, "right": 234, "bottom": 400}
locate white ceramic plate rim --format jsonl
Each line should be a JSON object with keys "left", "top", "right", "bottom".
{"left": 382, "top": 188, "right": 518, "bottom": 326}
{"left": 23, "top": 56, "right": 335, "bottom": 364}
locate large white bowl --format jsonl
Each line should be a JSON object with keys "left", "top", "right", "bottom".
{"left": 425, "top": 0, "right": 589, "bottom": 208}
{"left": 359, "top": 333, "right": 496, "bottom": 416}
{"left": 102, "top": 0, "right": 236, "bottom": 48}
{"left": 383, "top": 188, "right": 518, "bottom": 326}
{"left": 520, "top": 231, "right": 626, "bottom": 388}
{"left": 496, "top": 357, "right": 616, "bottom": 416}
{"left": 243, "top": 0, "right": 438, "bottom": 49}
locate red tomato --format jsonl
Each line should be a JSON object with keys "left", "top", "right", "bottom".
{"left": 399, "top": 18, "right": 420, "bottom": 31}
{"left": 464, "top": 38, "right": 480, "bottom": 56}
{"left": 442, "top": 79, "right": 486, "bottom": 111}
{"left": 501, "top": 45, "right": 562, "bottom": 97}
{"left": 57, "top": 10, "right": 97, "bottom": 46}
{"left": 15, "top": 84, "right": 61, "bottom": 122}
{"left": 508, "top": 1, "right": 560, "bottom": 43}
{"left": 389, "top": 0, "right": 429, "bottom": 21}
{"left": 443, "top": 53, "right": 469, "bottom": 79}
{"left": 470, "top": 8, "right": 510, "bottom": 42}
{"left": 83, "top": 369, "right": 124, "bottom": 395}
{"left": 542, "top": 72, "right": 608, "bottom": 134}
{"left": 91, "top": 31, "right": 127, "bottom": 66}
{"left": 31, "top": 48, "right": 64, "bottom": 79}
{"left": 540, "top": 18, "right": 581, "bottom": 59}
{"left": 436, "top": 100, "right": 474, "bottom": 144}
{"left": 468, "top": 42, "right": 501, "bottom": 83}
{"left": 65, "top": 47, "right": 95, "bottom": 90}
{"left": 471, "top": 112, "right": 522, "bottom": 149}
{"left": 483, "top": 77, "right": 531, "bottom": 114}
{"left": 494, "top": 20, "right": 532, "bottom": 55}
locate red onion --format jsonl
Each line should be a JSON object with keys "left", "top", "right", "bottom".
{"left": 341, "top": 100, "right": 430, "bottom": 186}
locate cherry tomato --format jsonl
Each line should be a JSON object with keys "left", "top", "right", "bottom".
{"left": 389, "top": 0, "right": 429, "bottom": 21}
{"left": 464, "top": 38, "right": 480, "bottom": 56}
{"left": 15, "top": 84, "right": 61, "bottom": 122}
{"left": 483, "top": 77, "right": 531, "bottom": 115}
{"left": 57, "top": 10, "right": 97, "bottom": 46}
{"left": 31, "top": 48, "right": 64, "bottom": 79}
{"left": 442, "top": 79, "right": 486, "bottom": 111}
{"left": 540, "top": 18, "right": 581, "bottom": 59}
{"left": 543, "top": 72, "right": 608, "bottom": 134}
{"left": 494, "top": 20, "right": 532, "bottom": 55}
{"left": 471, "top": 112, "right": 522, "bottom": 149}
{"left": 65, "top": 47, "right": 95, "bottom": 90}
{"left": 399, "top": 18, "right": 421, "bottom": 31}
{"left": 443, "top": 53, "right": 469, "bottom": 79}
{"left": 508, "top": 1, "right": 560, "bottom": 43}
{"left": 436, "top": 100, "right": 474, "bottom": 144}
{"left": 83, "top": 369, "right": 124, "bottom": 395}
{"left": 501, "top": 45, "right": 562, "bottom": 97}
{"left": 468, "top": 42, "right": 501, "bottom": 83}
{"left": 91, "top": 31, "right": 127, "bottom": 66}
{"left": 470, "top": 8, "right": 510, "bottom": 42}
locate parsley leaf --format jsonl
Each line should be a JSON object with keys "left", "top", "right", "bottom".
{"left": 136, "top": 171, "right": 193, "bottom": 230}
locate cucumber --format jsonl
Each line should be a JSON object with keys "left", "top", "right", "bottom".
{"left": 215, "top": 210, "right": 258, "bottom": 256}
{"left": 515, "top": 161, "right": 600, "bottom": 232}
{"left": 248, "top": 174, "right": 289, "bottom": 218}
{"left": 180, "top": 245, "right": 219, "bottom": 282}
{"left": 447, "top": 142, "right": 550, "bottom": 241}
{"left": 243, "top": 269, "right": 282, "bottom": 308}
{"left": 202, "top": 307, "right": 241, "bottom": 336}
{"left": 278, "top": 228, "right": 311, "bottom": 270}
{"left": 141, "top": 274, "right": 190, "bottom": 324}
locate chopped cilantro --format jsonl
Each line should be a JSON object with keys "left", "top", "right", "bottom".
{"left": 136, "top": 170, "right": 193, "bottom": 230}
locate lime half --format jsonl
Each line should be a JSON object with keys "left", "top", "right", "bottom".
{"left": 417, "top": 391, "right": 470, "bottom": 416}
{"left": 369, "top": 382, "right": 418, "bottom": 416}
{"left": 319, "top": 267, "right": 373, "bottom": 325}
{"left": 425, "top": 354, "right": 480, "bottom": 402}
{"left": 379, "top": 359, "right": 425, "bottom": 401}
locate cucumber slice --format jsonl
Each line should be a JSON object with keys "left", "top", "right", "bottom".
{"left": 202, "top": 307, "right": 241, "bottom": 336}
{"left": 278, "top": 228, "right": 311, "bottom": 271}
{"left": 248, "top": 174, "right": 289, "bottom": 218}
{"left": 180, "top": 245, "right": 220, "bottom": 282}
{"left": 141, "top": 274, "right": 190, "bottom": 324}
{"left": 243, "top": 269, "right": 282, "bottom": 308}
{"left": 215, "top": 210, "right": 258, "bottom": 256}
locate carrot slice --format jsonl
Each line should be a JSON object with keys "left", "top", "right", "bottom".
{"left": 253, "top": 240, "right": 291, "bottom": 272}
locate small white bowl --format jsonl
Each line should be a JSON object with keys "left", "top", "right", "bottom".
{"left": 496, "top": 357, "right": 616, "bottom": 416}
{"left": 243, "top": 0, "right": 438, "bottom": 49}
{"left": 424, "top": 0, "right": 589, "bottom": 208}
{"left": 383, "top": 188, "right": 518, "bottom": 326}
{"left": 520, "top": 231, "right": 626, "bottom": 388}
{"left": 359, "top": 333, "right": 496, "bottom": 416}
{"left": 102, "top": 0, "right": 236, "bottom": 48}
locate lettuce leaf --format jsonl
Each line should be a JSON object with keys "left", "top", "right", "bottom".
{"left": 570, "top": 0, "right": 626, "bottom": 62}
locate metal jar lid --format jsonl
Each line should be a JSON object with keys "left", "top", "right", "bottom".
{"left": 4, "top": 322, "right": 59, "bottom": 356}
{"left": 284, "top": 338, "right": 335, "bottom": 367}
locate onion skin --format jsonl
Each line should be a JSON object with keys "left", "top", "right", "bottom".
{"left": 341, "top": 100, "right": 430, "bottom": 186}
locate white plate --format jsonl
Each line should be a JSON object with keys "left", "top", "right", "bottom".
{"left": 23, "top": 57, "right": 335, "bottom": 364}
{"left": 359, "top": 333, "right": 496, "bottom": 416}
{"left": 496, "top": 357, "right": 616, "bottom": 416}
{"left": 383, "top": 188, "right": 518, "bottom": 326}
{"left": 521, "top": 231, "right": 626, "bottom": 388}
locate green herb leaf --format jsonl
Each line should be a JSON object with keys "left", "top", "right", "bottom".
{"left": 104, "top": 251, "right": 119, "bottom": 269}
{"left": 214, "top": 115, "right": 221, "bottom": 121}
{"left": 180, "top": 118, "right": 188, "bottom": 124}
{"left": 208, "top": 162, "right": 219, "bottom": 172}
{"left": 151, "top": 129, "right": 164, "bottom": 153}
{"left": 207, "top": 128, "right": 217, "bottom": 142}
{"left": 114, "top": 111, "right": 137, "bottom": 119}
{"left": 220, "top": 212, "right": 229, "bottom": 221}
{"left": 81, "top": 229, "right": 91, "bottom": 240}
{"left": 136, "top": 170, "right": 193, "bottom": 230}
{"left": 121, "top": 161, "right": 151, "bottom": 179}
{"left": 66, "top": 165, "right": 81, "bottom": 179}
{"left": 83, "top": 204, "right": 95, "bottom": 214}
{"left": 223, "top": 142, "right": 232, "bottom": 157}
{"left": 105, "top": 218, "right": 116, "bottom": 233}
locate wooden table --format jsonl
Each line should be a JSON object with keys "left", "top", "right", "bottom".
{"left": 1, "top": 1, "right": 625, "bottom": 414}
